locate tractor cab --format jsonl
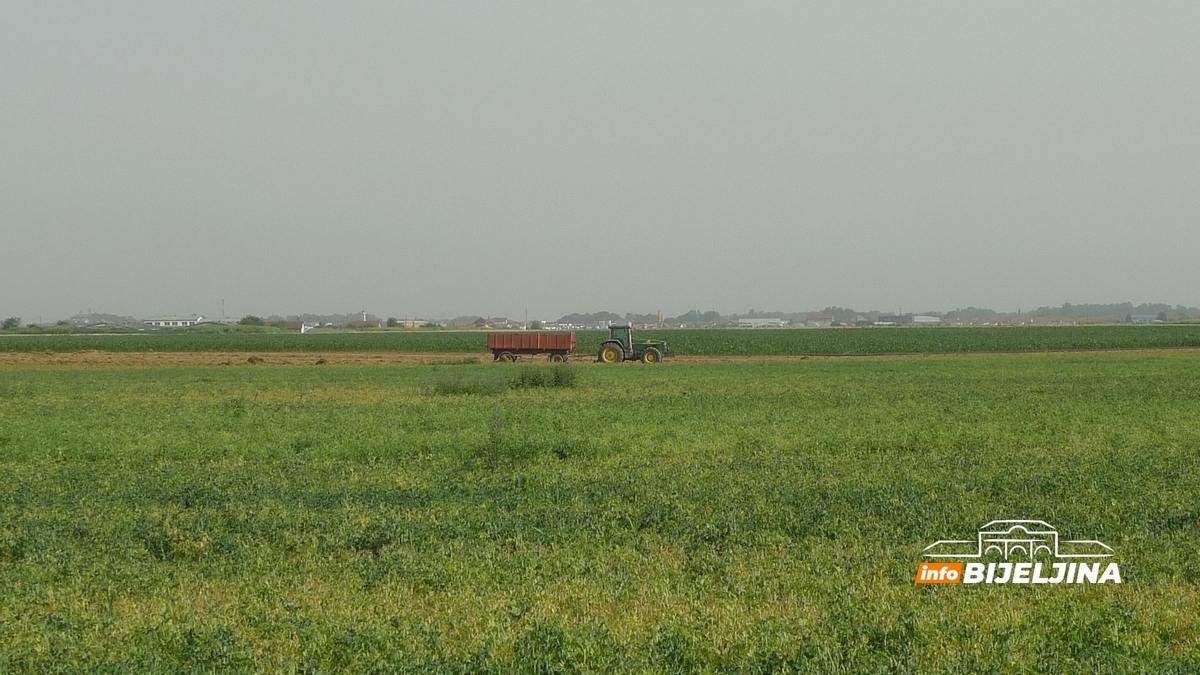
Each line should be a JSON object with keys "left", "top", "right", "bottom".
{"left": 607, "top": 324, "right": 633, "bottom": 351}
{"left": 596, "top": 324, "right": 672, "bottom": 363}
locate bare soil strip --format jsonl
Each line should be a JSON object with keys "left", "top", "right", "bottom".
{"left": 0, "top": 348, "right": 1196, "bottom": 369}
{"left": 0, "top": 351, "right": 488, "bottom": 368}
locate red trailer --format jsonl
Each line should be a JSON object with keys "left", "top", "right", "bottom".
{"left": 487, "top": 332, "right": 576, "bottom": 362}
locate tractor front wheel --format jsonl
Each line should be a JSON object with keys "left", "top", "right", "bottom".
{"left": 597, "top": 343, "right": 623, "bottom": 363}
{"left": 641, "top": 347, "right": 662, "bottom": 364}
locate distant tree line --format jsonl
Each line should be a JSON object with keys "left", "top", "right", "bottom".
{"left": 557, "top": 312, "right": 625, "bottom": 325}
{"left": 555, "top": 302, "right": 1200, "bottom": 325}
{"left": 1028, "top": 303, "right": 1198, "bottom": 319}
{"left": 11, "top": 301, "right": 1200, "bottom": 334}
{"left": 265, "top": 313, "right": 384, "bottom": 326}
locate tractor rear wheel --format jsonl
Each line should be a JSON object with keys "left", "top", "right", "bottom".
{"left": 597, "top": 343, "right": 623, "bottom": 363}
{"left": 641, "top": 347, "right": 662, "bottom": 364}
{"left": 497, "top": 352, "right": 516, "bottom": 363}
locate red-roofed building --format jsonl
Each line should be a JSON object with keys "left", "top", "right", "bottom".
{"left": 806, "top": 313, "right": 834, "bottom": 327}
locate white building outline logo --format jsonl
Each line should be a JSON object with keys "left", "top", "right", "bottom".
{"left": 924, "top": 520, "right": 1113, "bottom": 560}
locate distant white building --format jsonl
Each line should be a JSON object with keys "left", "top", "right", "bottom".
{"left": 739, "top": 318, "right": 789, "bottom": 328}
{"left": 911, "top": 315, "right": 942, "bottom": 325}
{"left": 143, "top": 315, "right": 203, "bottom": 327}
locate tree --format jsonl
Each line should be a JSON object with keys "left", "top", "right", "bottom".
{"left": 529, "top": 320, "right": 544, "bottom": 330}
{"left": 2, "top": 317, "right": 19, "bottom": 330}
{"left": 673, "top": 309, "right": 723, "bottom": 325}
{"left": 238, "top": 315, "right": 264, "bottom": 326}
{"left": 386, "top": 317, "right": 399, "bottom": 328}
{"left": 822, "top": 306, "right": 860, "bottom": 321}
{"left": 1157, "top": 311, "right": 1169, "bottom": 322}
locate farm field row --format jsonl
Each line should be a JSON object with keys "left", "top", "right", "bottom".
{"left": 1, "top": 353, "right": 1198, "bottom": 671}
{"left": 3, "top": 347, "right": 1199, "bottom": 370}
{"left": 3, "top": 324, "right": 1200, "bottom": 356}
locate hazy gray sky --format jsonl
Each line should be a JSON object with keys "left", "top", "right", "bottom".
{"left": 3, "top": 2, "right": 1197, "bottom": 321}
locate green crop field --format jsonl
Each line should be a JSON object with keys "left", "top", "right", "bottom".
{"left": 4, "top": 324, "right": 1200, "bottom": 357}
{"left": 0, "top": 330, "right": 487, "bottom": 354}
{"left": 1, "top": 354, "right": 1199, "bottom": 672}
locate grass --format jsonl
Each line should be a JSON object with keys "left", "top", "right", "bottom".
{"left": 426, "top": 364, "right": 577, "bottom": 395}
{"left": 509, "top": 364, "right": 577, "bottom": 389}
{"left": 0, "top": 355, "right": 1198, "bottom": 671}
{"left": 5, "top": 324, "right": 1200, "bottom": 356}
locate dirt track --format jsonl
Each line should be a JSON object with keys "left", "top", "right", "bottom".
{"left": 0, "top": 351, "right": 491, "bottom": 368}
{"left": 0, "top": 348, "right": 1195, "bottom": 369}
{"left": 0, "top": 351, "right": 729, "bottom": 368}
{"left": 0, "top": 351, "right": 839, "bottom": 368}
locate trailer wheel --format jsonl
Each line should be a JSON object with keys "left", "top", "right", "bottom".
{"left": 548, "top": 353, "right": 564, "bottom": 363}
{"left": 641, "top": 347, "right": 662, "bottom": 364}
{"left": 597, "top": 343, "right": 623, "bottom": 363}
{"left": 498, "top": 352, "right": 515, "bottom": 363}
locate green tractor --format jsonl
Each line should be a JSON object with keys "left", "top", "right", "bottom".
{"left": 596, "top": 324, "right": 674, "bottom": 363}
